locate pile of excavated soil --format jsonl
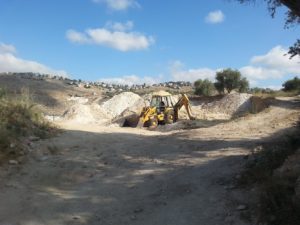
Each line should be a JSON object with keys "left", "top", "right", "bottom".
{"left": 185, "top": 93, "right": 253, "bottom": 120}
{"left": 62, "top": 104, "right": 96, "bottom": 124}
{"left": 62, "top": 103, "right": 110, "bottom": 124}
{"left": 61, "top": 92, "right": 146, "bottom": 125}
{"left": 55, "top": 92, "right": 256, "bottom": 127}
{"left": 100, "top": 92, "right": 144, "bottom": 118}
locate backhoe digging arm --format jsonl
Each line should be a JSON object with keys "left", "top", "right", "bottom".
{"left": 174, "top": 94, "right": 196, "bottom": 121}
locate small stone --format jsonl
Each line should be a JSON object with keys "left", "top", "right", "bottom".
{"left": 9, "top": 160, "right": 18, "bottom": 165}
{"left": 134, "top": 208, "right": 143, "bottom": 213}
{"left": 39, "top": 156, "right": 48, "bottom": 162}
{"left": 19, "top": 151, "right": 25, "bottom": 156}
{"left": 29, "top": 136, "right": 40, "bottom": 141}
{"left": 128, "top": 184, "right": 135, "bottom": 189}
{"left": 10, "top": 143, "right": 16, "bottom": 148}
{"left": 130, "top": 215, "right": 137, "bottom": 220}
{"left": 237, "top": 204, "right": 247, "bottom": 211}
{"left": 225, "top": 185, "right": 236, "bottom": 190}
{"left": 73, "top": 215, "right": 81, "bottom": 220}
{"left": 253, "top": 146, "right": 263, "bottom": 153}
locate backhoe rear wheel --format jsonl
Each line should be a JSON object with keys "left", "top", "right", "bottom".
{"left": 165, "top": 110, "right": 175, "bottom": 124}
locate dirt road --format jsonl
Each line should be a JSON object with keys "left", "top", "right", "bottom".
{"left": 0, "top": 98, "right": 299, "bottom": 225}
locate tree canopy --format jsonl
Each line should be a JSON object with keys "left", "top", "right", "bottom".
{"left": 282, "top": 76, "right": 300, "bottom": 91}
{"left": 194, "top": 79, "right": 215, "bottom": 96}
{"left": 214, "top": 68, "right": 249, "bottom": 94}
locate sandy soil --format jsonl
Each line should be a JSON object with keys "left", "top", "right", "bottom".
{"left": 0, "top": 97, "right": 299, "bottom": 225}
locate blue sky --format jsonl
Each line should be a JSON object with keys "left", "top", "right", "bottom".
{"left": 0, "top": 0, "right": 299, "bottom": 89}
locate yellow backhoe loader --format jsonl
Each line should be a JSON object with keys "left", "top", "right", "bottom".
{"left": 138, "top": 91, "right": 195, "bottom": 128}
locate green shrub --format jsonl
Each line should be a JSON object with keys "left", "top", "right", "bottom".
{"left": 194, "top": 79, "right": 215, "bottom": 96}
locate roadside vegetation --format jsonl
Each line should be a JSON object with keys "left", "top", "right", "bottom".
{"left": 194, "top": 73, "right": 300, "bottom": 100}
{"left": 239, "top": 121, "right": 300, "bottom": 225}
{"left": 0, "top": 88, "right": 57, "bottom": 162}
{"left": 249, "top": 77, "right": 300, "bottom": 98}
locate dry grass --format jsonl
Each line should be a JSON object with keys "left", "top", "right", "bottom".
{"left": 253, "top": 90, "right": 299, "bottom": 98}
{"left": 0, "top": 88, "right": 57, "bottom": 160}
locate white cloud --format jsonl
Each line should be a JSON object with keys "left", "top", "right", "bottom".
{"left": 96, "top": 46, "right": 298, "bottom": 87}
{"left": 239, "top": 66, "right": 283, "bottom": 80}
{"left": 250, "top": 45, "right": 300, "bottom": 74}
{"left": 263, "top": 85, "right": 282, "bottom": 90}
{"left": 66, "top": 30, "right": 89, "bottom": 43}
{"left": 0, "top": 43, "right": 16, "bottom": 54}
{"left": 205, "top": 10, "right": 225, "bottom": 24}
{"left": 0, "top": 43, "right": 67, "bottom": 77}
{"left": 92, "top": 0, "right": 139, "bottom": 11}
{"left": 66, "top": 21, "right": 154, "bottom": 51}
{"left": 240, "top": 45, "right": 300, "bottom": 81}
{"left": 99, "top": 74, "right": 162, "bottom": 86}
{"left": 105, "top": 21, "right": 134, "bottom": 32}
{"left": 169, "top": 60, "right": 217, "bottom": 82}
{"left": 168, "top": 45, "right": 299, "bottom": 88}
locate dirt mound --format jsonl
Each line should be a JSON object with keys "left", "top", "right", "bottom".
{"left": 100, "top": 92, "right": 143, "bottom": 118}
{"left": 63, "top": 104, "right": 96, "bottom": 124}
{"left": 61, "top": 92, "right": 146, "bottom": 126}
{"left": 110, "top": 94, "right": 148, "bottom": 127}
{"left": 188, "top": 93, "right": 253, "bottom": 120}
{"left": 62, "top": 103, "right": 110, "bottom": 124}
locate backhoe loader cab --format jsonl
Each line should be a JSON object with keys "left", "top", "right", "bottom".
{"left": 150, "top": 92, "right": 173, "bottom": 111}
{"left": 151, "top": 94, "right": 173, "bottom": 106}
{"left": 138, "top": 91, "right": 195, "bottom": 129}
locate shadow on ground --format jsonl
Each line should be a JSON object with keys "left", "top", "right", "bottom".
{"left": 1, "top": 124, "right": 297, "bottom": 225}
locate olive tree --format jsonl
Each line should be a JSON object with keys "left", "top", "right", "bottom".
{"left": 214, "top": 68, "right": 249, "bottom": 94}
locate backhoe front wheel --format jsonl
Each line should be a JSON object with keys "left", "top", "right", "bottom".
{"left": 148, "top": 117, "right": 158, "bottom": 129}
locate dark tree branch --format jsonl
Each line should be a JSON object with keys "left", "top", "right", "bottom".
{"left": 281, "top": 0, "right": 300, "bottom": 18}
{"left": 288, "top": 39, "right": 300, "bottom": 58}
